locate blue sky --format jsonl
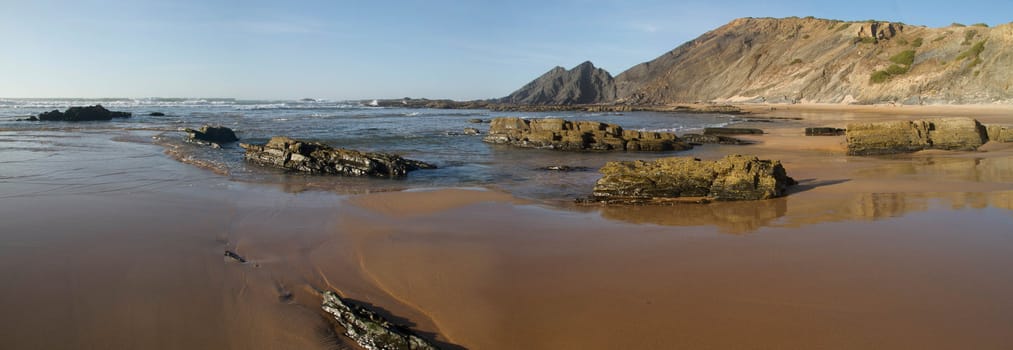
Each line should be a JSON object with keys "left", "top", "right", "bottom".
{"left": 0, "top": 0, "right": 1009, "bottom": 100}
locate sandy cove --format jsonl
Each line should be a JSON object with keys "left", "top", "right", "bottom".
{"left": 1, "top": 107, "right": 1012, "bottom": 349}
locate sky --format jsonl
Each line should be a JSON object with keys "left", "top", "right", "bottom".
{"left": 0, "top": 0, "right": 1010, "bottom": 100}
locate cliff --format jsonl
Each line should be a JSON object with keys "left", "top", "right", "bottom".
{"left": 507, "top": 17, "right": 1013, "bottom": 105}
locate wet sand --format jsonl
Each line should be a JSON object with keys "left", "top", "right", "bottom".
{"left": 1, "top": 108, "right": 1012, "bottom": 349}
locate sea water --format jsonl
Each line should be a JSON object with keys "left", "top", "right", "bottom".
{"left": 0, "top": 98, "right": 740, "bottom": 201}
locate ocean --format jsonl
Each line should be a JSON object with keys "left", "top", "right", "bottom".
{"left": 0, "top": 98, "right": 741, "bottom": 201}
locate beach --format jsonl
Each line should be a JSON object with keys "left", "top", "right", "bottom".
{"left": 1, "top": 104, "right": 1012, "bottom": 349}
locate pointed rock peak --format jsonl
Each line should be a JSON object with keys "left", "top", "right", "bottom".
{"left": 574, "top": 61, "right": 597, "bottom": 69}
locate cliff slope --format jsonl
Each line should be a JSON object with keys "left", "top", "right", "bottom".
{"left": 507, "top": 17, "right": 1013, "bottom": 105}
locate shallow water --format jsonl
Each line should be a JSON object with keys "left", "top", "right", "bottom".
{"left": 1, "top": 98, "right": 740, "bottom": 200}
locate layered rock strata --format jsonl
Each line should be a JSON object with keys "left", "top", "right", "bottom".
{"left": 483, "top": 117, "right": 691, "bottom": 151}
{"left": 240, "top": 136, "right": 435, "bottom": 177}
{"left": 587, "top": 155, "right": 796, "bottom": 203}
{"left": 845, "top": 117, "right": 987, "bottom": 155}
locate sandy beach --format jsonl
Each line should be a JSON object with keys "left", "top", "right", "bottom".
{"left": 1, "top": 106, "right": 1012, "bottom": 349}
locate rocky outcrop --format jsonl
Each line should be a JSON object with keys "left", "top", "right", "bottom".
{"left": 184, "top": 125, "right": 238, "bottom": 148}
{"left": 679, "top": 134, "right": 749, "bottom": 145}
{"left": 845, "top": 117, "right": 987, "bottom": 155}
{"left": 240, "top": 137, "right": 435, "bottom": 177}
{"left": 483, "top": 117, "right": 691, "bottom": 151}
{"left": 36, "top": 105, "right": 132, "bottom": 121}
{"left": 322, "top": 291, "right": 439, "bottom": 350}
{"left": 703, "top": 127, "right": 763, "bottom": 135}
{"left": 805, "top": 127, "right": 846, "bottom": 136}
{"left": 500, "top": 61, "right": 616, "bottom": 105}
{"left": 587, "top": 155, "right": 796, "bottom": 203}
{"left": 986, "top": 125, "right": 1013, "bottom": 142}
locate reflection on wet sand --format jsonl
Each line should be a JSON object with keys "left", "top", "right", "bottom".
{"left": 585, "top": 154, "right": 1013, "bottom": 234}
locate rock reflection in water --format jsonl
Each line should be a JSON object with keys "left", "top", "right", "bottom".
{"left": 591, "top": 198, "right": 788, "bottom": 234}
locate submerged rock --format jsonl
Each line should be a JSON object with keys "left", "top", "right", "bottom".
{"left": 845, "top": 117, "right": 987, "bottom": 155}
{"left": 240, "top": 136, "right": 435, "bottom": 178}
{"left": 805, "top": 127, "right": 845, "bottom": 136}
{"left": 184, "top": 125, "right": 239, "bottom": 148}
{"left": 463, "top": 127, "right": 481, "bottom": 135}
{"left": 322, "top": 291, "right": 440, "bottom": 350}
{"left": 537, "top": 165, "right": 592, "bottom": 172}
{"left": 36, "top": 105, "right": 132, "bottom": 121}
{"left": 483, "top": 117, "right": 691, "bottom": 151}
{"left": 149, "top": 112, "right": 166, "bottom": 116}
{"left": 586, "top": 155, "right": 796, "bottom": 203}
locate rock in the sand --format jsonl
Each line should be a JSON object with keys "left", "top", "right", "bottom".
{"left": 587, "top": 155, "right": 796, "bottom": 203}
{"left": 463, "top": 127, "right": 481, "bottom": 135}
{"left": 986, "top": 125, "right": 1013, "bottom": 143}
{"left": 702, "top": 127, "right": 764, "bottom": 135}
{"left": 36, "top": 105, "right": 132, "bottom": 121}
{"left": 224, "top": 250, "right": 246, "bottom": 263}
{"left": 185, "top": 125, "right": 239, "bottom": 148}
{"left": 845, "top": 117, "right": 987, "bottom": 155}
{"left": 805, "top": 127, "right": 845, "bottom": 136}
{"left": 483, "top": 117, "right": 691, "bottom": 151}
{"left": 240, "top": 136, "right": 435, "bottom": 178}
{"left": 322, "top": 291, "right": 440, "bottom": 350}
{"left": 149, "top": 112, "right": 166, "bottom": 116}
{"left": 679, "top": 133, "right": 749, "bottom": 145}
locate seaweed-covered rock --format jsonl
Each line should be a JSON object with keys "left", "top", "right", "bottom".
{"left": 845, "top": 117, "right": 987, "bottom": 155}
{"left": 322, "top": 291, "right": 440, "bottom": 350}
{"left": 483, "top": 117, "right": 690, "bottom": 151}
{"left": 36, "top": 105, "right": 132, "bottom": 121}
{"left": 184, "top": 125, "right": 239, "bottom": 148}
{"left": 587, "top": 155, "right": 795, "bottom": 203}
{"left": 240, "top": 137, "right": 435, "bottom": 178}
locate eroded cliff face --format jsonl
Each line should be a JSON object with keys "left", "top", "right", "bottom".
{"left": 507, "top": 17, "right": 1013, "bottom": 105}
{"left": 500, "top": 61, "right": 617, "bottom": 105}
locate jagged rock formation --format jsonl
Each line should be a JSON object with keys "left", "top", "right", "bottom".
{"left": 845, "top": 117, "right": 988, "bottom": 155}
{"left": 321, "top": 291, "right": 439, "bottom": 350}
{"left": 240, "top": 137, "right": 435, "bottom": 177}
{"left": 482, "top": 117, "right": 690, "bottom": 151}
{"left": 35, "top": 105, "right": 132, "bottom": 121}
{"left": 508, "top": 17, "right": 1013, "bottom": 105}
{"left": 986, "top": 125, "right": 1013, "bottom": 142}
{"left": 184, "top": 125, "right": 238, "bottom": 148}
{"left": 587, "top": 155, "right": 796, "bottom": 203}
{"left": 500, "top": 61, "right": 616, "bottom": 105}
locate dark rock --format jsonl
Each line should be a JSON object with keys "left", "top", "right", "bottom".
{"left": 36, "top": 105, "right": 132, "bottom": 121}
{"left": 240, "top": 137, "right": 435, "bottom": 178}
{"left": 703, "top": 127, "right": 763, "bottom": 135}
{"left": 17, "top": 116, "right": 39, "bottom": 121}
{"left": 463, "top": 127, "right": 481, "bottom": 135}
{"left": 322, "top": 291, "right": 440, "bottom": 350}
{"left": 586, "top": 155, "right": 796, "bottom": 203}
{"left": 845, "top": 117, "right": 987, "bottom": 155}
{"left": 537, "top": 165, "right": 592, "bottom": 172}
{"left": 483, "top": 117, "right": 691, "bottom": 152}
{"left": 185, "top": 125, "right": 239, "bottom": 147}
{"left": 224, "top": 250, "right": 246, "bottom": 263}
{"left": 805, "top": 127, "right": 845, "bottom": 136}
{"left": 500, "top": 61, "right": 616, "bottom": 105}
{"left": 149, "top": 112, "right": 166, "bottom": 116}
{"left": 679, "top": 133, "right": 749, "bottom": 145}
{"left": 467, "top": 118, "right": 485, "bottom": 123}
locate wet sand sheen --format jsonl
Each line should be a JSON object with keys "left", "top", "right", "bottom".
{"left": 2, "top": 115, "right": 1012, "bottom": 349}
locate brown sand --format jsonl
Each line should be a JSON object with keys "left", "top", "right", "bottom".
{"left": 2, "top": 107, "right": 1012, "bottom": 349}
